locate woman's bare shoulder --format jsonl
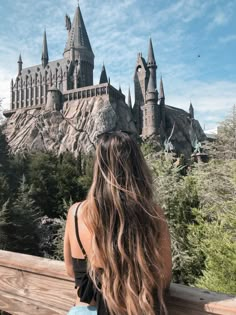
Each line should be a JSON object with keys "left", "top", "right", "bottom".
{"left": 66, "top": 201, "right": 85, "bottom": 218}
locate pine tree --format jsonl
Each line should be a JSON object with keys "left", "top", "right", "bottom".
{"left": 6, "top": 175, "right": 41, "bottom": 255}
{"left": 29, "top": 152, "right": 59, "bottom": 217}
{"left": 0, "top": 200, "right": 10, "bottom": 250}
{"left": 0, "top": 125, "right": 10, "bottom": 173}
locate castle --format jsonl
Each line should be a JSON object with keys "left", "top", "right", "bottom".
{"left": 4, "top": 3, "right": 200, "bottom": 144}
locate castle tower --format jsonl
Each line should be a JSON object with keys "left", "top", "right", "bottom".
{"left": 141, "top": 38, "right": 158, "bottom": 136}
{"left": 159, "top": 76, "right": 166, "bottom": 129}
{"left": 18, "top": 54, "right": 23, "bottom": 75}
{"left": 189, "top": 102, "right": 194, "bottom": 119}
{"left": 133, "top": 53, "right": 149, "bottom": 134}
{"left": 45, "top": 87, "right": 62, "bottom": 111}
{"left": 41, "top": 30, "right": 49, "bottom": 68}
{"left": 142, "top": 70, "right": 158, "bottom": 136}
{"left": 99, "top": 64, "right": 108, "bottom": 84}
{"left": 64, "top": 3, "right": 94, "bottom": 87}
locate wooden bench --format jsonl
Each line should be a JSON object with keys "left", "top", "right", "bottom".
{"left": 0, "top": 250, "right": 235, "bottom": 314}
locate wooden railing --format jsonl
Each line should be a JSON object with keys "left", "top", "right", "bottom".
{"left": 0, "top": 250, "right": 235, "bottom": 315}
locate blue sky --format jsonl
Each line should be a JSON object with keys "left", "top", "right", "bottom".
{"left": 0, "top": 0, "right": 236, "bottom": 130}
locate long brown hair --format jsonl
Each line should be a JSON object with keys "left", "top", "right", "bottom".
{"left": 84, "top": 131, "right": 167, "bottom": 315}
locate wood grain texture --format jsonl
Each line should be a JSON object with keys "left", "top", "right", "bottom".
{"left": 0, "top": 250, "right": 236, "bottom": 315}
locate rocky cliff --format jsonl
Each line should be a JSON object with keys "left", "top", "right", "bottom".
{"left": 3, "top": 96, "right": 205, "bottom": 157}
{"left": 3, "top": 96, "right": 136, "bottom": 156}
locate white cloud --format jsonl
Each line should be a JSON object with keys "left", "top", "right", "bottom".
{"left": 219, "top": 34, "right": 236, "bottom": 44}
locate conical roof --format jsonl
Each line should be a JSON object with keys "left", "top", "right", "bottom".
{"left": 99, "top": 64, "right": 108, "bottom": 84}
{"left": 18, "top": 54, "right": 22, "bottom": 63}
{"left": 64, "top": 5, "right": 93, "bottom": 55}
{"left": 147, "top": 38, "right": 156, "bottom": 66}
{"left": 41, "top": 30, "right": 49, "bottom": 64}
{"left": 159, "top": 76, "right": 165, "bottom": 99}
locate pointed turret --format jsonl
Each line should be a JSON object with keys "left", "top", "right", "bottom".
{"left": 64, "top": 4, "right": 94, "bottom": 87}
{"left": 64, "top": 4, "right": 94, "bottom": 59}
{"left": 18, "top": 54, "right": 23, "bottom": 75}
{"left": 128, "top": 87, "right": 132, "bottom": 109}
{"left": 41, "top": 30, "right": 49, "bottom": 68}
{"left": 159, "top": 76, "right": 166, "bottom": 130}
{"left": 147, "top": 38, "right": 156, "bottom": 66}
{"left": 119, "top": 84, "right": 122, "bottom": 93}
{"left": 189, "top": 102, "right": 194, "bottom": 119}
{"left": 159, "top": 76, "right": 165, "bottom": 100}
{"left": 147, "top": 38, "right": 157, "bottom": 90}
{"left": 99, "top": 64, "right": 108, "bottom": 84}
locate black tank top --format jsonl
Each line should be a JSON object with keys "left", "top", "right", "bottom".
{"left": 72, "top": 203, "right": 109, "bottom": 315}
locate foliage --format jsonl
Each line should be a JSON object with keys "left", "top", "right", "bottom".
{"left": 143, "top": 142, "right": 236, "bottom": 294}
{"left": 188, "top": 160, "right": 236, "bottom": 294}
{"left": 145, "top": 151, "right": 202, "bottom": 284}
{"left": 2, "top": 175, "right": 41, "bottom": 255}
{"left": 206, "top": 105, "right": 236, "bottom": 159}
{"left": 0, "top": 125, "right": 10, "bottom": 173}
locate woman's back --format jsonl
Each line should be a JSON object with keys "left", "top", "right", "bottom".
{"left": 64, "top": 131, "right": 172, "bottom": 315}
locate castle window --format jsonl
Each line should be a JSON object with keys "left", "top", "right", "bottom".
{"left": 136, "top": 65, "right": 142, "bottom": 73}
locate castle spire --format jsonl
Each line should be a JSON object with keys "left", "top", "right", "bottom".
{"left": 159, "top": 76, "right": 165, "bottom": 100}
{"left": 18, "top": 54, "right": 23, "bottom": 75}
{"left": 64, "top": 5, "right": 94, "bottom": 58}
{"left": 64, "top": 4, "right": 94, "bottom": 87}
{"left": 159, "top": 76, "right": 166, "bottom": 130}
{"left": 128, "top": 87, "right": 132, "bottom": 109}
{"left": 41, "top": 30, "right": 49, "bottom": 68}
{"left": 147, "top": 38, "right": 157, "bottom": 90}
{"left": 189, "top": 102, "right": 194, "bottom": 119}
{"left": 99, "top": 64, "right": 108, "bottom": 84}
{"left": 147, "top": 38, "right": 156, "bottom": 66}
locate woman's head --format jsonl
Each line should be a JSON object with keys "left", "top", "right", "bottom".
{"left": 93, "top": 131, "right": 153, "bottom": 205}
{"left": 84, "top": 131, "right": 167, "bottom": 315}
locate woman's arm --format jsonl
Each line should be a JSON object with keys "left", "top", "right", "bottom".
{"left": 64, "top": 206, "right": 75, "bottom": 278}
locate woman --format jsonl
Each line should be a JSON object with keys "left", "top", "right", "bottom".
{"left": 64, "top": 131, "right": 172, "bottom": 315}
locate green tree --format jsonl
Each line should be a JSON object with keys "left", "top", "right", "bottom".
{"left": 6, "top": 175, "right": 41, "bottom": 255}
{"left": 56, "top": 152, "right": 88, "bottom": 209}
{"left": 144, "top": 152, "right": 201, "bottom": 284}
{"left": 208, "top": 105, "right": 236, "bottom": 159}
{"left": 0, "top": 200, "right": 10, "bottom": 250}
{"left": 0, "top": 125, "right": 10, "bottom": 173}
{"left": 188, "top": 160, "right": 236, "bottom": 294}
{"left": 28, "top": 152, "right": 59, "bottom": 217}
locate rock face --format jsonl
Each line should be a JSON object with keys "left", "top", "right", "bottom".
{"left": 3, "top": 95, "right": 205, "bottom": 157}
{"left": 3, "top": 95, "right": 136, "bottom": 155}
{"left": 162, "top": 105, "right": 206, "bottom": 157}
